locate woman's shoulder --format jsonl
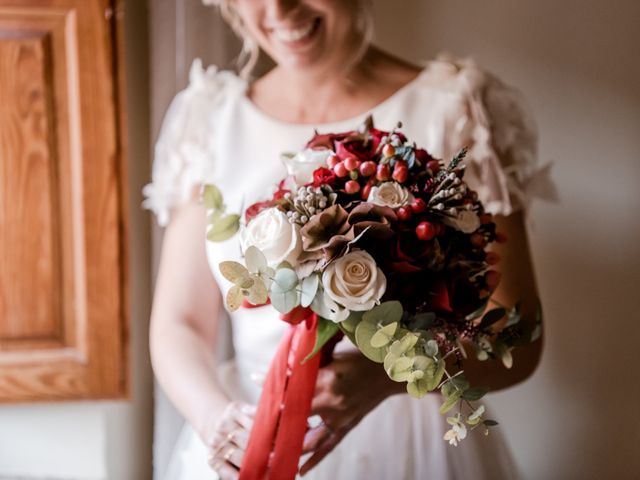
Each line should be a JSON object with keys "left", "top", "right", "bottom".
{"left": 177, "top": 58, "right": 246, "bottom": 107}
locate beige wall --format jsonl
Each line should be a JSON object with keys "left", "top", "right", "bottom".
{"left": 0, "top": 2, "right": 153, "bottom": 479}
{"left": 372, "top": 0, "right": 640, "bottom": 478}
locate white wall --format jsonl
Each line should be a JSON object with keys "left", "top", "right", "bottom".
{"left": 0, "top": 2, "right": 153, "bottom": 479}
{"left": 372, "top": 0, "right": 640, "bottom": 478}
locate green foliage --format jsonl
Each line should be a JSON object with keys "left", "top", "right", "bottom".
{"left": 303, "top": 317, "right": 340, "bottom": 363}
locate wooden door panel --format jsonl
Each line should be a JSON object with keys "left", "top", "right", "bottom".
{"left": 0, "top": 0, "right": 128, "bottom": 402}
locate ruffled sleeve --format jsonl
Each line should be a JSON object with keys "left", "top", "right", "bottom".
{"left": 433, "top": 53, "right": 555, "bottom": 216}
{"left": 142, "top": 59, "right": 242, "bottom": 227}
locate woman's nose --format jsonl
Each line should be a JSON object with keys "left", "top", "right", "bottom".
{"left": 265, "top": 0, "right": 300, "bottom": 20}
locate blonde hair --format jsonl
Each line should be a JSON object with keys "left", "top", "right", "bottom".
{"left": 204, "top": 0, "right": 374, "bottom": 80}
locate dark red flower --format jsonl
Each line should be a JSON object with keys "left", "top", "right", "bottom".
{"left": 311, "top": 167, "right": 337, "bottom": 187}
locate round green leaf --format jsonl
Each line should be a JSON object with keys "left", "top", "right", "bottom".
{"left": 207, "top": 214, "right": 240, "bottom": 242}
{"left": 272, "top": 268, "right": 298, "bottom": 293}
{"left": 355, "top": 320, "right": 386, "bottom": 363}
{"left": 245, "top": 246, "right": 268, "bottom": 274}
{"left": 226, "top": 285, "right": 243, "bottom": 311}
{"left": 300, "top": 274, "right": 320, "bottom": 308}
{"left": 370, "top": 322, "right": 398, "bottom": 348}
{"left": 246, "top": 276, "right": 268, "bottom": 305}
{"left": 407, "top": 378, "right": 430, "bottom": 398}
{"left": 270, "top": 289, "right": 299, "bottom": 314}
{"left": 203, "top": 184, "right": 224, "bottom": 210}
{"left": 362, "top": 301, "right": 403, "bottom": 326}
{"left": 219, "top": 261, "right": 249, "bottom": 284}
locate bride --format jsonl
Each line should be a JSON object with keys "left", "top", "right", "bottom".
{"left": 144, "top": 0, "right": 545, "bottom": 478}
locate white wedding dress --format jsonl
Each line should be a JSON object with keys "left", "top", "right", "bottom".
{"left": 143, "top": 53, "right": 548, "bottom": 480}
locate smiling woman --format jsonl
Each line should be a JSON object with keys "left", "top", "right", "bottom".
{"left": 145, "top": 0, "right": 546, "bottom": 479}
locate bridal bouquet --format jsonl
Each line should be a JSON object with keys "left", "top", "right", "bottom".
{"left": 206, "top": 118, "right": 541, "bottom": 478}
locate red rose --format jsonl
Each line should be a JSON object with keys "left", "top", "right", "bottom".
{"left": 335, "top": 139, "right": 376, "bottom": 163}
{"left": 311, "top": 167, "right": 337, "bottom": 187}
{"left": 245, "top": 200, "right": 274, "bottom": 222}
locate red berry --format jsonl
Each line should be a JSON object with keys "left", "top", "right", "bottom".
{"left": 334, "top": 162, "right": 349, "bottom": 178}
{"left": 359, "top": 161, "right": 377, "bottom": 177}
{"left": 485, "top": 270, "right": 502, "bottom": 290}
{"left": 361, "top": 182, "right": 373, "bottom": 200}
{"left": 470, "top": 233, "right": 486, "bottom": 248}
{"left": 495, "top": 231, "right": 508, "bottom": 243}
{"left": 395, "top": 159, "right": 407, "bottom": 169}
{"left": 397, "top": 206, "right": 413, "bottom": 222}
{"left": 345, "top": 180, "right": 361, "bottom": 194}
{"left": 427, "top": 160, "right": 440, "bottom": 172}
{"left": 344, "top": 156, "right": 360, "bottom": 171}
{"left": 376, "top": 164, "right": 391, "bottom": 181}
{"left": 410, "top": 198, "right": 427, "bottom": 214}
{"left": 486, "top": 252, "right": 501, "bottom": 265}
{"left": 327, "top": 155, "right": 341, "bottom": 168}
{"left": 393, "top": 166, "right": 409, "bottom": 183}
{"left": 383, "top": 144, "right": 395, "bottom": 157}
{"left": 415, "top": 221, "right": 438, "bottom": 241}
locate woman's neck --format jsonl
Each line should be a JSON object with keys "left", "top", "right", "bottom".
{"left": 247, "top": 47, "right": 422, "bottom": 125}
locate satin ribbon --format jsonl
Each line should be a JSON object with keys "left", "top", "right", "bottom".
{"left": 239, "top": 308, "right": 320, "bottom": 480}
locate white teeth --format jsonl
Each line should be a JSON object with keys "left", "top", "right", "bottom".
{"left": 272, "top": 21, "right": 315, "bottom": 43}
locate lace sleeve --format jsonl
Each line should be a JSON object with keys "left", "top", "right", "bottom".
{"left": 438, "top": 54, "right": 555, "bottom": 216}
{"left": 142, "top": 59, "right": 240, "bottom": 227}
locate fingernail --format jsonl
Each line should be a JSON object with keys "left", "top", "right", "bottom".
{"left": 241, "top": 404, "right": 257, "bottom": 415}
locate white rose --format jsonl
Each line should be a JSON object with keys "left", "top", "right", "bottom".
{"left": 322, "top": 250, "right": 386, "bottom": 316}
{"left": 240, "top": 208, "right": 302, "bottom": 266}
{"left": 367, "top": 182, "right": 413, "bottom": 209}
{"left": 444, "top": 210, "right": 481, "bottom": 233}
{"left": 281, "top": 148, "right": 333, "bottom": 186}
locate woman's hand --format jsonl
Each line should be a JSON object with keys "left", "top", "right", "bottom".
{"left": 205, "top": 401, "right": 256, "bottom": 480}
{"left": 300, "top": 348, "right": 405, "bottom": 475}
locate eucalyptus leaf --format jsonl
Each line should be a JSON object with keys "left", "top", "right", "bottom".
{"left": 388, "top": 333, "right": 419, "bottom": 357}
{"left": 479, "top": 308, "right": 506, "bottom": 330}
{"left": 245, "top": 246, "right": 268, "bottom": 274}
{"left": 462, "top": 386, "right": 489, "bottom": 401}
{"left": 203, "top": 184, "right": 224, "bottom": 210}
{"left": 355, "top": 320, "right": 386, "bottom": 363}
{"left": 387, "top": 356, "right": 413, "bottom": 381}
{"left": 451, "top": 375, "right": 470, "bottom": 392}
{"left": 303, "top": 318, "right": 340, "bottom": 363}
{"left": 362, "top": 301, "right": 403, "bottom": 326}
{"left": 226, "top": 285, "right": 244, "bottom": 312}
{"left": 424, "top": 339, "right": 439, "bottom": 357}
{"left": 207, "top": 214, "right": 240, "bottom": 242}
{"left": 468, "top": 405, "right": 486, "bottom": 422}
{"left": 300, "top": 274, "right": 320, "bottom": 308}
{"left": 425, "top": 360, "right": 445, "bottom": 391}
{"left": 439, "top": 390, "right": 463, "bottom": 414}
{"left": 407, "top": 378, "right": 430, "bottom": 398}
{"left": 272, "top": 268, "right": 298, "bottom": 293}
{"left": 246, "top": 276, "right": 268, "bottom": 305}
{"left": 270, "top": 289, "right": 299, "bottom": 314}
{"left": 341, "top": 311, "right": 363, "bottom": 334}
{"left": 219, "top": 261, "right": 249, "bottom": 284}
{"left": 370, "top": 322, "right": 398, "bottom": 348}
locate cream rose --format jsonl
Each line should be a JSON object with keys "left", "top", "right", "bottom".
{"left": 367, "top": 182, "right": 413, "bottom": 209}
{"left": 281, "top": 148, "right": 333, "bottom": 186}
{"left": 240, "top": 208, "right": 302, "bottom": 266}
{"left": 444, "top": 210, "right": 481, "bottom": 233}
{"left": 322, "top": 250, "right": 386, "bottom": 316}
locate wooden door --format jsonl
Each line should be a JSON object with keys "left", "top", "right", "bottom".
{"left": 0, "top": 0, "right": 128, "bottom": 401}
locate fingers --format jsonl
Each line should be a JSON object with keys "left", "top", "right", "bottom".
{"left": 207, "top": 401, "right": 255, "bottom": 476}
{"left": 302, "top": 422, "right": 334, "bottom": 454}
{"left": 299, "top": 431, "right": 342, "bottom": 476}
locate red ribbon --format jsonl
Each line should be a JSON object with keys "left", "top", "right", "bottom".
{"left": 239, "top": 308, "right": 320, "bottom": 480}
